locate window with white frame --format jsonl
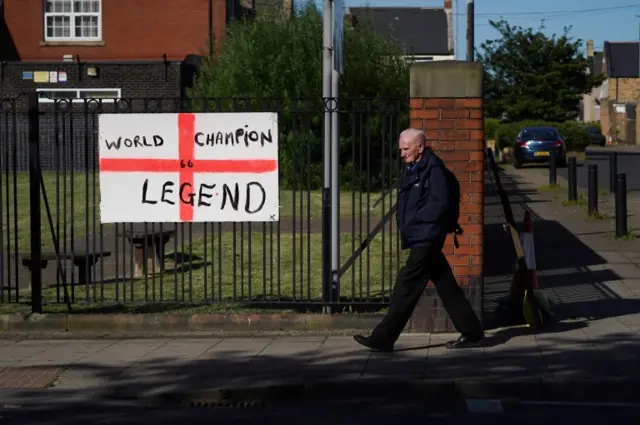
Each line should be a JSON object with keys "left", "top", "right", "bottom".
{"left": 36, "top": 88, "right": 121, "bottom": 103}
{"left": 44, "top": 0, "right": 102, "bottom": 41}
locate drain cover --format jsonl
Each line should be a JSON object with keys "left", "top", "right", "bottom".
{"left": 186, "top": 401, "right": 266, "bottom": 409}
{"left": 0, "top": 367, "right": 63, "bottom": 389}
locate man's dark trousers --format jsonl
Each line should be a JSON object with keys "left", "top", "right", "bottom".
{"left": 369, "top": 240, "right": 483, "bottom": 345}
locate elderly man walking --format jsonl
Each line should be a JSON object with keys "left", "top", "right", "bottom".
{"left": 353, "top": 128, "right": 484, "bottom": 352}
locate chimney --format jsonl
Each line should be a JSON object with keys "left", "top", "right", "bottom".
{"left": 283, "top": 0, "right": 293, "bottom": 17}
{"left": 587, "top": 39, "right": 594, "bottom": 58}
{"left": 444, "top": 0, "right": 453, "bottom": 54}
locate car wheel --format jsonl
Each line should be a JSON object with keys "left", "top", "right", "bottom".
{"left": 557, "top": 155, "right": 567, "bottom": 167}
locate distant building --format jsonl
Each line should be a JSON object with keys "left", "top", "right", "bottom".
{"left": 346, "top": 1, "right": 455, "bottom": 63}
{"left": 581, "top": 39, "right": 604, "bottom": 123}
{"left": 600, "top": 41, "right": 640, "bottom": 145}
{"left": 0, "top": 0, "right": 230, "bottom": 102}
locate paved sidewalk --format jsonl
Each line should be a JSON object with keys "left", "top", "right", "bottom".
{"left": 509, "top": 164, "right": 640, "bottom": 247}
{"left": 0, "top": 326, "right": 639, "bottom": 404}
{"left": 484, "top": 164, "right": 640, "bottom": 326}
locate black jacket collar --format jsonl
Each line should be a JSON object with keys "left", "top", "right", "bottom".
{"left": 406, "top": 146, "right": 434, "bottom": 173}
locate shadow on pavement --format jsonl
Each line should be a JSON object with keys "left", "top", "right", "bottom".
{"left": 0, "top": 325, "right": 639, "bottom": 425}
{"left": 482, "top": 167, "right": 640, "bottom": 328}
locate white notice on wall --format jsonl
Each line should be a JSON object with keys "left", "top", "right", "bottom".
{"left": 97, "top": 113, "right": 279, "bottom": 223}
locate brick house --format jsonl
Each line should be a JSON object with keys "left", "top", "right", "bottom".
{"left": 0, "top": 0, "right": 234, "bottom": 101}
{"left": 581, "top": 39, "right": 604, "bottom": 123}
{"left": 599, "top": 41, "right": 640, "bottom": 145}
{"left": 345, "top": 0, "right": 455, "bottom": 62}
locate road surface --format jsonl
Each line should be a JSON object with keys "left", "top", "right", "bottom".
{"left": 1, "top": 395, "right": 639, "bottom": 425}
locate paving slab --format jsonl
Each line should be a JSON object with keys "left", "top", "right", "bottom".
{"left": 0, "top": 325, "right": 634, "bottom": 403}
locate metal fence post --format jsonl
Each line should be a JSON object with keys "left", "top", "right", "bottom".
{"left": 587, "top": 164, "right": 598, "bottom": 216}
{"left": 615, "top": 173, "right": 628, "bottom": 238}
{"left": 28, "top": 91, "right": 43, "bottom": 313}
{"left": 321, "top": 0, "right": 333, "bottom": 311}
{"left": 567, "top": 156, "right": 577, "bottom": 202}
{"left": 549, "top": 148, "right": 557, "bottom": 186}
{"left": 609, "top": 152, "right": 617, "bottom": 194}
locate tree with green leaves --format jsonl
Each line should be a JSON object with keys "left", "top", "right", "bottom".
{"left": 477, "top": 20, "right": 604, "bottom": 122}
{"left": 188, "top": 2, "right": 410, "bottom": 189}
{"left": 190, "top": 2, "right": 408, "bottom": 99}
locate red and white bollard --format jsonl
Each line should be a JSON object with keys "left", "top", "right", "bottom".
{"left": 512, "top": 210, "right": 539, "bottom": 295}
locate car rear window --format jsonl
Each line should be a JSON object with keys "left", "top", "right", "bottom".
{"left": 521, "top": 129, "right": 558, "bottom": 141}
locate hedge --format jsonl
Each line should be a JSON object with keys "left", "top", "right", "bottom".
{"left": 490, "top": 120, "right": 601, "bottom": 152}
{"left": 485, "top": 118, "right": 500, "bottom": 141}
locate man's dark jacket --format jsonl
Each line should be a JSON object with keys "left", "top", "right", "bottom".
{"left": 397, "top": 147, "right": 450, "bottom": 249}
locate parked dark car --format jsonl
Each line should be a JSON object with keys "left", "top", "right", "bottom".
{"left": 582, "top": 125, "right": 606, "bottom": 146}
{"left": 512, "top": 126, "right": 567, "bottom": 169}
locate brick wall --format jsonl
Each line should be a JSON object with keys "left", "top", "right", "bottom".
{"left": 608, "top": 77, "right": 640, "bottom": 102}
{"left": 603, "top": 78, "right": 640, "bottom": 145}
{"left": 0, "top": 61, "right": 183, "bottom": 172}
{"left": 1, "top": 61, "right": 182, "bottom": 101}
{"left": 2, "top": 0, "right": 226, "bottom": 61}
{"left": 407, "top": 97, "right": 484, "bottom": 333}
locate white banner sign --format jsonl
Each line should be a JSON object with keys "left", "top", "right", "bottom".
{"left": 97, "top": 112, "right": 279, "bottom": 223}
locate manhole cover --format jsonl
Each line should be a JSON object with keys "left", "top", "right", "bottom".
{"left": 186, "top": 401, "right": 266, "bottom": 409}
{"left": 0, "top": 367, "right": 63, "bottom": 388}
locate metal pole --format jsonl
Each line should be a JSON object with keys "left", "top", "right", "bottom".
{"left": 615, "top": 173, "right": 628, "bottom": 238}
{"left": 549, "top": 149, "right": 557, "bottom": 186}
{"left": 567, "top": 156, "right": 577, "bottom": 202}
{"left": 466, "top": 0, "right": 474, "bottom": 61}
{"left": 28, "top": 91, "right": 42, "bottom": 314}
{"left": 330, "top": 57, "right": 340, "bottom": 301}
{"left": 609, "top": 152, "right": 617, "bottom": 193}
{"left": 636, "top": 16, "right": 640, "bottom": 79}
{"left": 322, "top": 0, "right": 333, "bottom": 309}
{"left": 587, "top": 164, "right": 598, "bottom": 216}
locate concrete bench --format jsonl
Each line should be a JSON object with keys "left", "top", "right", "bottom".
{"left": 21, "top": 250, "right": 112, "bottom": 287}
{"left": 120, "top": 229, "right": 176, "bottom": 277}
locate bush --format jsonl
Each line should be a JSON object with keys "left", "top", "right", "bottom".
{"left": 555, "top": 122, "right": 590, "bottom": 151}
{"left": 188, "top": 2, "right": 410, "bottom": 190}
{"left": 484, "top": 118, "right": 500, "bottom": 140}
{"left": 493, "top": 120, "right": 590, "bottom": 152}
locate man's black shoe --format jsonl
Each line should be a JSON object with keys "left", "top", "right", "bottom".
{"left": 445, "top": 334, "right": 483, "bottom": 349}
{"left": 353, "top": 335, "right": 394, "bottom": 353}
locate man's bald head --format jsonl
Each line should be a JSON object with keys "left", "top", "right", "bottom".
{"left": 398, "top": 128, "right": 427, "bottom": 165}
{"left": 399, "top": 128, "right": 427, "bottom": 145}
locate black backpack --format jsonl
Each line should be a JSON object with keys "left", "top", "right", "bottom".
{"left": 424, "top": 163, "right": 464, "bottom": 248}
{"left": 441, "top": 165, "right": 464, "bottom": 248}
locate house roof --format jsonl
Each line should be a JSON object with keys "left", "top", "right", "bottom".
{"left": 347, "top": 7, "right": 450, "bottom": 55}
{"left": 604, "top": 42, "right": 639, "bottom": 78}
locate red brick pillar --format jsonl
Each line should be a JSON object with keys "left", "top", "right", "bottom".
{"left": 407, "top": 61, "right": 484, "bottom": 333}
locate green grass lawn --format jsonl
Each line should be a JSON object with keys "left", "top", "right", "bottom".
{"left": 1, "top": 172, "right": 393, "bottom": 253}
{"left": 29, "top": 230, "right": 407, "bottom": 313}
{"left": 0, "top": 171, "right": 99, "bottom": 254}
